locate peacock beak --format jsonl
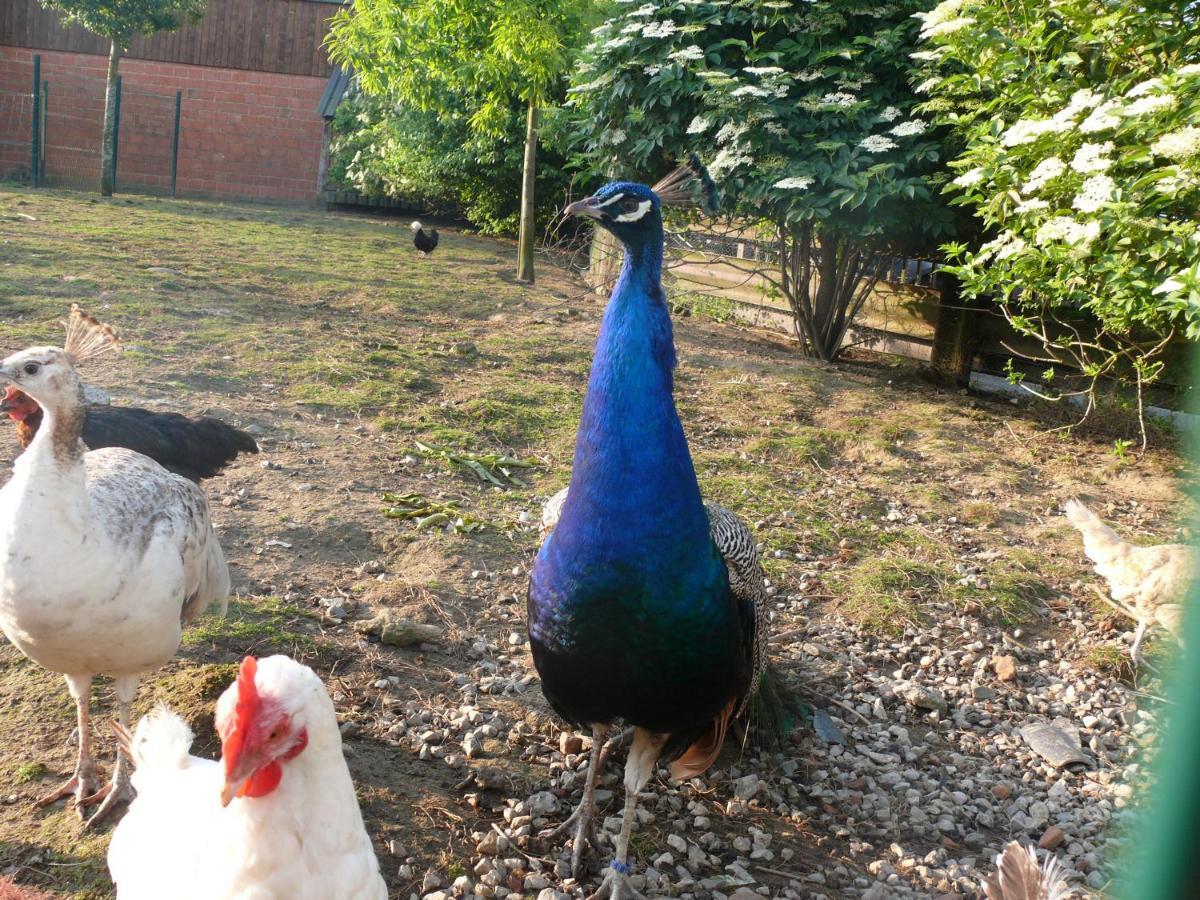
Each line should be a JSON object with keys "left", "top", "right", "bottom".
{"left": 564, "top": 197, "right": 603, "bottom": 219}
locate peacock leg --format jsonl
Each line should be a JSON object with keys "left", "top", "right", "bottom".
{"left": 1130, "top": 620, "right": 1148, "bottom": 668}
{"left": 587, "top": 728, "right": 666, "bottom": 900}
{"left": 34, "top": 674, "right": 101, "bottom": 816}
{"left": 542, "top": 723, "right": 610, "bottom": 877}
{"left": 83, "top": 675, "right": 139, "bottom": 829}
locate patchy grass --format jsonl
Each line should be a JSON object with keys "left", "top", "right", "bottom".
{"left": 182, "top": 597, "right": 318, "bottom": 655}
{"left": 14, "top": 762, "right": 46, "bottom": 784}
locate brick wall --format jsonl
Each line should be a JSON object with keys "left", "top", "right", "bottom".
{"left": 0, "top": 46, "right": 328, "bottom": 203}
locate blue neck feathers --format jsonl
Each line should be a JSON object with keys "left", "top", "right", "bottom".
{"left": 552, "top": 220, "right": 711, "bottom": 555}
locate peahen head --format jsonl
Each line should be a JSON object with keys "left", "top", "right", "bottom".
{"left": 564, "top": 181, "right": 662, "bottom": 251}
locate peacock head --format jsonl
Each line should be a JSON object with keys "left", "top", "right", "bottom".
{"left": 0, "top": 348, "right": 83, "bottom": 411}
{"left": 564, "top": 181, "right": 662, "bottom": 248}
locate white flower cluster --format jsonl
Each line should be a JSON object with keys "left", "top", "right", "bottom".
{"left": 796, "top": 69, "right": 824, "bottom": 82}
{"left": 1001, "top": 115, "right": 1070, "bottom": 147}
{"left": 1072, "top": 174, "right": 1116, "bottom": 213}
{"left": 910, "top": 48, "right": 947, "bottom": 62}
{"left": 731, "top": 85, "right": 771, "bottom": 98}
{"left": 1155, "top": 173, "right": 1193, "bottom": 196}
{"left": 952, "top": 167, "right": 984, "bottom": 188}
{"left": 976, "top": 231, "right": 1027, "bottom": 263}
{"left": 709, "top": 147, "right": 753, "bottom": 176}
{"left": 915, "top": 77, "right": 941, "bottom": 93}
{"left": 608, "top": 129, "right": 627, "bottom": 145}
{"left": 602, "top": 36, "right": 632, "bottom": 51}
{"left": 1014, "top": 197, "right": 1049, "bottom": 214}
{"left": 859, "top": 134, "right": 897, "bottom": 153}
{"left": 1079, "top": 100, "right": 1123, "bottom": 134}
{"left": 715, "top": 121, "right": 748, "bottom": 144}
{"left": 1126, "top": 78, "right": 1164, "bottom": 98}
{"left": 644, "top": 64, "right": 663, "bottom": 76}
{"left": 922, "top": 16, "right": 975, "bottom": 38}
{"left": 878, "top": 106, "right": 902, "bottom": 122}
{"left": 669, "top": 45, "right": 705, "bottom": 62}
{"left": 1070, "top": 142, "right": 1114, "bottom": 174}
{"left": 686, "top": 115, "right": 712, "bottom": 134}
{"left": 621, "top": 21, "right": 644, "bottom": 33}
{"left": 1124, "top": 93, "right": 1176, "bottom": 117}
{"left": 744, "top": 66, "right": 785, "bottom": 76}
{"left": 642, "top": 20, "right": 678, "bottom": 38}
{"left": 1035, "top": 215, "right": 1100, "bottom": 251}
{"left": 764, "top": 121, "right": 789, "bottom": 138}
{"left": 628, "top": 3, "right": 657, "bottom": 16}
{"left": 1151, "top": 127, "right": 1200, "bottom": 160}
{"left": 914, "top": 0, "right": 973, "bottom": 38}
{"left": 890, "top": 119, "right": 927, "bottom": 136}
{"left": 819, "top": 92, "right": 858, "bottom": 107}
{"left": 773, "top": 176, "right": 815, "bottom": 189}
{"left": 1023, "top": 156, "right": 1065, "bottom": 193}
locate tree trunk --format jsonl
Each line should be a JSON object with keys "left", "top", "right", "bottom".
{"left": 782, "top": 226, "right": 878, "bottom": 362}
{"left": 516, "top": 99, "right": 538, "bottom": 283}
{"left": 100, "top": 40, "right": 122, "bottom": 197}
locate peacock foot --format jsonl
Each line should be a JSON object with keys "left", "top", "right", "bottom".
{"left": 540, "top": 799, "right": 601, "bottom": 877}
{"left": 82, "top": 767, "right": 136, "bottom": 830}
{"left": 33, "top": 757, "right": 102, "bottom": 818}
{"left": 586, "top": 861, "right": 645, "bottom": 900}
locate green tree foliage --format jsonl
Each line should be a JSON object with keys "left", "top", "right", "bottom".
{"left": 567, "top": 0, "right": 951, "bottom": 360}
{"left": 326, "top": 92, "right": 573, "bottom": 235}
{"left": 39, "top": 0, "right": 206, "bottom": 195}
{"left": 327, "top": 0, "right": 593, "bottom": 282}
{"left": 913, "top": 0, "right": 1200, "bottom": 433}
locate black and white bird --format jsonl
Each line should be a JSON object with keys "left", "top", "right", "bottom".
{"left": 411, "top": 221, "right": 439, "bottom": 257}
{"left": 0, "top": 309, "right": 230, "bottom": 828}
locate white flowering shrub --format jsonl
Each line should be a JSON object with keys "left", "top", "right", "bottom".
{"left": 566, "top": 0, "right": 952, "bottom": 360}
{"left": 914, "top": 0, "right": 1200, "bottom": 424}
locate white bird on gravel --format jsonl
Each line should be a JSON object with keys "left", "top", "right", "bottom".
{"left": 0, "top": 308, "right": 229, "bottom": 827}
{"left": 108, "top": 655, "right": 388, "bottom": 900}
{"left": 1064, "top": 498, "right": 1193, "bottom": 665}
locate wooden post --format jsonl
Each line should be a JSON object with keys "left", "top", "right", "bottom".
{"left": 929, "top": 271, "right": 975, "bottom": 387}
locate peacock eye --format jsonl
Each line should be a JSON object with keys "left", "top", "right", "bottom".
{"left": 619, "top": 198, "right": 641, "bottom": 214}
{"left": 22, "top": 363, "right": 39, "bottom": 376}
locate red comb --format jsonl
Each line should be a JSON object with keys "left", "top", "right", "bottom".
{"left": 223, "top": 656, "right": 260, "bottom": 778}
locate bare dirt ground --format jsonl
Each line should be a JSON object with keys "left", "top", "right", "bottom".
{"left": 0, "top": 186, "right": 1190, "bottom": 899}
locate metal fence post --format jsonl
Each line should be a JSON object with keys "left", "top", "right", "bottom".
{"left": 39, "top": 81, "right": 47, "bottom": 182}
{"left": 30, "top": 54, "right": 40, "bottom": 188}
{"left": 111, "top": 74, "right": 122, "bottom": 194}
{"left": 170, "top": 90, "right": 182, "bottom": 197}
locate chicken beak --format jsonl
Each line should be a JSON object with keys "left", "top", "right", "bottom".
{"left": 564, "top": 197, "right": 603, "bottom": 219}
{"left": 219, "top": 776, "right": 247, "bottom": 808}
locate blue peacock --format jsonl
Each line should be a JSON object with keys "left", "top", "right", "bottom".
{"left": 528, "top": 158, "right": 779, "bottom": 899}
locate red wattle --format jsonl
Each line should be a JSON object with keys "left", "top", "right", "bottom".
{"left": 238, "top": 761, "right": 283, "bottom": 798}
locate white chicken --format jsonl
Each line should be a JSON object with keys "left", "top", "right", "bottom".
{"left": 0, "top": 309, "right": 229, "bottom": 827}
{"left": 1064, "top": 498, "right": 1194, "bottom": 665}
{"left": 108, "top": 655, "right": 388, "bottom": 900}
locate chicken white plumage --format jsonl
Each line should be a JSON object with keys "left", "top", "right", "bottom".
{"left": 0, "top": 331, "right": 229, "bottom": 827}
{"left": 108, "top": 655, "right": 388, "bottom": 900}
{"left": 1064, "top": 499, "right": 1194, "bottom": 665}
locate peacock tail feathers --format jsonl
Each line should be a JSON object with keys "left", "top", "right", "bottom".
{"left": 740, "top": 665, "right": 798, "bottom": 755}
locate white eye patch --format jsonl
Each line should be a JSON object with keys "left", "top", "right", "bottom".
{"left": 594, "top": 193, "right": 625, "bottom": 208}
{"left": 614, "top": 199, "right": 653, "bottom": 222}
